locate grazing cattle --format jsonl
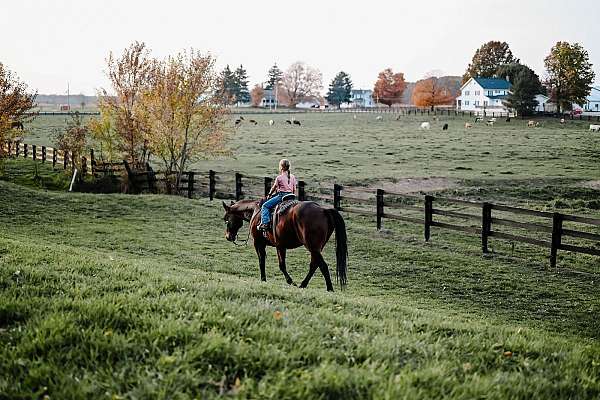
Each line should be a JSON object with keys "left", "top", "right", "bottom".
{"left": 420, "top": 122, "right": 431, "bottom": 130}
{"left": 589, "top": 124, "right": 600, "bottom": 132}
{"left": 285, "top": 120, "right": 292, "bottom": 124}
{"left": 475, "top": 117, "right": 483, "bottom": 123}
{"left": 505, "top": 117, "right": 511, "bottom": 122}
{"left": 527, "top": 120, "right": 535, "bottom": 127}
{"left": 489, "top": 118, "right": 497, "bottom": 123}
{"left": 239, "top": 116, "right": 244, "bottom": 120}
{"left": 442, "top": 123, "right": 448, "bottom": 130}
{"left": 268, "top": 119, "right": 274, "bottom": 126}
{"left": 376, "top": 116, "right": 383, "bottom": 121}
{"left": 235, "top": 119, "right": 242, "bottom": 126}
{"left": 293, "top": 120, "right": 302, "bottom": 126}
{"left": 486, "top": 121, "right": 494, "bottom": 127}
{"left": 535, "top": 122, "right": 541, "bottom": 128}
{"left": 560, "top": 118, "right": 566, "bottom": 124}
{"left": 249, "top": 119, "right": 258, "bottom": 125}
{"left": 353, "top": 114, "right": 357, "bottom": 120}
{"left": 465, "top": 123, "right": 473, "bottom": 129}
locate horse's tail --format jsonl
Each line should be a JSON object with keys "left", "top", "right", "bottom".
{"left": 326, "top": 208, "right": 348, "bottom": 289}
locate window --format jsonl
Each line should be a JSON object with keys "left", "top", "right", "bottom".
{"left": 475, "top": 90, "right": 480, "bottom": 95}
{"left": 484, "top": 101, "right": 488, "bottom": 107}
{"left": 474, "top": 101, "right": 479, "bottom": 106}
{"left": 465, "top": 90, "right": 470, "bottom": 96}
{"left": 464, "top": 101, "right": 469, "bottom": 106}
{"left": 487, "top": 91, "right": 493, "bottom": 96}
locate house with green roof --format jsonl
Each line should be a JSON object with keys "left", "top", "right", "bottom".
{"left": 456, "top": 77, "right": 512, "bottom": 115}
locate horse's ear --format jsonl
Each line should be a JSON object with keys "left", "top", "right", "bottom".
{"left": 222, "top": 201, "right": 230, "bottom": 211}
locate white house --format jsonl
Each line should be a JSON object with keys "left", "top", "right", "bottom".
{"left": 535, "top": 94, "right": 550, "bottom": 113}
{"left": 342, "top": 89, "right": 375, "bottom": 108}
{"left": 583, "top": 86, "right": 600, "bottom": 112}
{"left": 456, "top": 77, "right": 511, "bottom": 114}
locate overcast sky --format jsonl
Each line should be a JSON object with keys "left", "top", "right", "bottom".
{"left": 2, "top": 0, "right": 599, "bottom": 94}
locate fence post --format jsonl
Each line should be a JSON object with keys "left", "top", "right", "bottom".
{"left": 235, "top": 172, "right": 243, "bottom": 200}
{"left": 15, "top": 141, "right": 19, "bottom": 157}
{"left": 550, "top": 212, "right": 563, "bottom": 269}
{"left": 32, "top": 145, "right": 36, "bottom": 161}
{"left": 23, "top": 143, "right": 28, "bottom": 158}
{"left": 81, "top": 156, "right": 87, "bottom": 176}
{"left": 264, "top": 176, "right": 273, "bottom": 197}
{"left": 187, "top": 171, "right": 195, "bottom": 199}
{"left": 376, "top": 189, "right": 384, "bottom": 230}
{"left": 298, "top": 180, "right": 306, "bottom": 201}
{"left": 209, "top": 170, "right": 216, "bottom": 200}
{"left": 481, "top": 202, "right": 492, "bottom": 253}
{"left": 333, "top": 184, "right": 342, "bottom": 210}
{"left": 52, "top": 148, "right": 57, "bottom": 169}
{"left": 424, "top": 195, "right": 433, "bottom": 241}
{"left": 90, "top": 149, "right": 96, "bottom": 175}
{"left": 63, "top": 150, "right": 68, "bottom": 170}
{"left": 41, "top": 146, "right": 46, "bottom": 163}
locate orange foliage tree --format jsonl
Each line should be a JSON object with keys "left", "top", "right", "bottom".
{"left": 250, "top": 85, "right": 264, "bottom": 107}
{"left": 372, "top": 68, "right": 406, "bottom": 107}
{"left": 412, "top": 77, "right": 456, "bottom": 110}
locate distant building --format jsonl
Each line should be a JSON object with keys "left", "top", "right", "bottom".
{"left": 583, "top": 86, "right": 600, "bottom": 112}
{"left": 456, "top": 77, "right": 511, "bottom": 114}
{"left": 535, "top": 94, "right": 550, "bottom": 113}
{"left": 260, "top": 89, "right": 277, "bottom": 108}
{"left": 342, "top": 89, "right": 375, "bottom": 108}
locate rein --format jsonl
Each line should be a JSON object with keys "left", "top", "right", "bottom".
{"left": 232, "top": 207, "right": 259, "bottom": 247}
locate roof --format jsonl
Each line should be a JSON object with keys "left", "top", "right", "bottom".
{"left": 587, "top": 87, "right": 600, "bottom": 102}
{"left": 473, "top": 77, "right": 512, "bottom": 90}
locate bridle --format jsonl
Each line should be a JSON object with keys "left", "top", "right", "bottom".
{"left": 231, "top": 207, "right": 259, "bottom": 247}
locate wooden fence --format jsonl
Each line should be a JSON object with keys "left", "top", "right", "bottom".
{"left": 3, "top": 139, "right": 599, "bottom": 269}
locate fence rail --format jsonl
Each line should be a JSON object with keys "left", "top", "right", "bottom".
{"left": 3, "top": 139, "right": 599, "bottom": 270}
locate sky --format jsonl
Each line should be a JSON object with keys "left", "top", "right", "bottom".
{"left": 2, "top": 0, "right": 600, "bottom": 95}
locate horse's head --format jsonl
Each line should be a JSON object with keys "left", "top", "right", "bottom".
{"left": 222, "top": 201, "right": 244, "bottom": 242}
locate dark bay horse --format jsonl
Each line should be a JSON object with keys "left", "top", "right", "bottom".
{"left": 222, "top": 199, "right": 348, "bottom": 291}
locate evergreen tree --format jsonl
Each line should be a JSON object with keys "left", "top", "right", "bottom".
{"left": 266, "top": 63, "right": 283, "bottom": 90}
{"left": 217, "top": 65, "right": 237, "bottom": 105}
{"left": 503, "top": 68, "right": 541, "bottom": 117}
{"left": 234, "top": 65, "right": 250, "bottom": 104}
{"left": 496, "top": 63, "right": 544, "bottom": 94}
{"left": 326, "top": 71, "right": 353, "bottom": 108}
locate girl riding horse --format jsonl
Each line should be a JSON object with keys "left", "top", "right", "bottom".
{"left": 259, "top": 159, "right": 297, "bottom": 232}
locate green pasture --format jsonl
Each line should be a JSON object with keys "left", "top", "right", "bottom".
{"left": 22, "top": 112, "right": 600, "bottom": 185}
{"left": 0, "top": 176, "right": 599, "bottom": 399}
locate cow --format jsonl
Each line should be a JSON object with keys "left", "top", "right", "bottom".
{"left": 527, "top": 120, "right": 535, "bottom": 127}
{"left": 420, "top": 122, "right": 431, "bottom": 130}
{"left": 442, "top": 123, "right": 448, "bottom": 130}
{"left": 590, "top": 124, "right": 600, "bottom": 132}
{"left": 234, "top": 119, "right": 242, "bottom": 126}
{"left": 376, "top": 116, "right": 383, "bottom": 121}
{"left": 465, "top": 123, "right": 473, "bottom": 129}
{"left": 285, "top": 120, "right": 292, "bottom": 124}
{"left": 486, "top": 121, "right": 494, "bottom": 126}
{"left": 475, "top": 117, "right": 483, "bottom": 123}
{"left": 10, "top": 121, "right": 24, "bottom": 130}
{"left": 293, "top": 120, "right": 302, "bottom": 126}
{"left": 249, "top": 119, "right": 258, "bottom": 125}
{"left": 488, "top": 118, "right": 497, "bottom": 123}
{"left": 560, "top": 118, "right": 566, "bottom": 124}
{"left": 269, "top": 119, "right": 274, "bottom": 126}
{"left": 505, "top": 117, "right": 511, "bottom": 122}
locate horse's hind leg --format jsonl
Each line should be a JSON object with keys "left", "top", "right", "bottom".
{"left": 277, "top": 247, "right": 295, "bottom": 286}
{"left": 300, "top": 251, "right": 333, "bottom": 292}
{"left": 315, "top": 252, "right": 334, "bottom": 292}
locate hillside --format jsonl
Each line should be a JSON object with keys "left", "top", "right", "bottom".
{"left": 1, "top": 177, "right": 599, "bottom": 398}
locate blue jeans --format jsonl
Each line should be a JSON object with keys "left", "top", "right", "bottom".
{"left": 261, "top": 192, "right": 291, "bottom": 225}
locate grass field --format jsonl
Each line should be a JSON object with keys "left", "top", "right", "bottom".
{"left": 2, "top": 113, "right": 599, "bottom": 398}
{"left": 23, "top": 112, "right": 600, "bottom": 185}
{"left": 1, "top": 176, "right": 599, "bottom": 398}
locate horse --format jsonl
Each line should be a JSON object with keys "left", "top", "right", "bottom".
{"left": 222, "top": 199, "right": 348, "bottom": 292}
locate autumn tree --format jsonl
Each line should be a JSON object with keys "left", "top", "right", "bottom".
{"left": 142, "top": 50, "right": 230, "bottom": 192}
{"left": 98, "top": 41, "right": 155, "bottom": 166}
{"left": 54, "top": 112, "right": 88, "bottom": 168}
{"left": 463, "top": 41, "right": 519, "bottom": 83}
{"left": 233, "top": 65, "right": 250, "bottom": 104}
{"left": 250, "top": 85, "right": 265, "bottom": 107}
{"left": 372, "top": 68, "right": 406, "bottom": 107}
{"left": 265, "top": 63, "right": 283, "bottom": 90}
{"left": 412, "top": 77, "right": 455, "bottom": 110}
{"left": 88, "top": 107, "right": 120, "bottom": 162}
{"left": 326, "top": 71, "right": 353, "bottom": 108}
{"left": 280, "top": 62, "right": 322, "bottom": 108}
{"left": 544, "top": 42, "right": 595, "bottom": 113}
{"left": 0, "top": 62, "right": 37, "bottom": 158}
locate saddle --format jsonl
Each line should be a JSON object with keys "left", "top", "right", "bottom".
{"left": 265, "top": 194, "right": 299, "bottom": 240}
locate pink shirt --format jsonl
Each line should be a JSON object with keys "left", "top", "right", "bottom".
{"left": 275, "top": 173, "right": 297, "bottom": 193}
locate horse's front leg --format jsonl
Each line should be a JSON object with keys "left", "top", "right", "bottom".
{"left": 255, "top": 243, "right": 267, "bottom": 281}
{"left": 277, "top": 247, "right": 295, "bottom": 286}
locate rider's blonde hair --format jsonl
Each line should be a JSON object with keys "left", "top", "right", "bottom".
{"left": 279, "top": 159, "right": 291, "bottom": 184}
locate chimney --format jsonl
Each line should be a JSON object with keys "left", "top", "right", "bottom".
{"left": 506, "top": 75, "right": 510, "bottom": 83}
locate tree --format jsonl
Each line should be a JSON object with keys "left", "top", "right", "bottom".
{"left": 250, "top": 85, "right": 264, "bottom": 107}
{"left": 544, "top": 42, "right": 595, "bottom": 114}
{"left": 412, "top": 77, "right": 455, "bottom": 110}
{"left": 280, "top": 62, "right": 323, "bottom": 108}
{"left": 326, "top": 71, "right": 353, "bottom": 108}
{"left": 233, "top": 65, "right": 250, "bottom": 104}
{"left": 0, "top": 62, "right": 37, "bottom": 158}
{"left": 54, "top": 112, "right": 88, "bottom": 168}
{"left": 463, "top": 41, "right": 519, "bottom": 83}
{"left": 99, "top": 41, "right": 155, "bottom": 166}
{"left": 496, "top": 63, "right": 545, "bottom": 94}
{"left": 142, "top": 50, "right": 230, "bottom": 193}
{"left": 372, "top": 68, "right": 406, "bottom": 107}
{"left": 503, "top": 68, "right": 542, "bottom": 117}
{"left": 265, "top": 63, "right": 283, "bottom": 90}
{"left": 217, "top": 65, "right": 237, "bottom": 105}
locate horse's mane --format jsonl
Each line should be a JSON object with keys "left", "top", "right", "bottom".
{"left": 231, "top": 199, "right": 260, "bottom": 221}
